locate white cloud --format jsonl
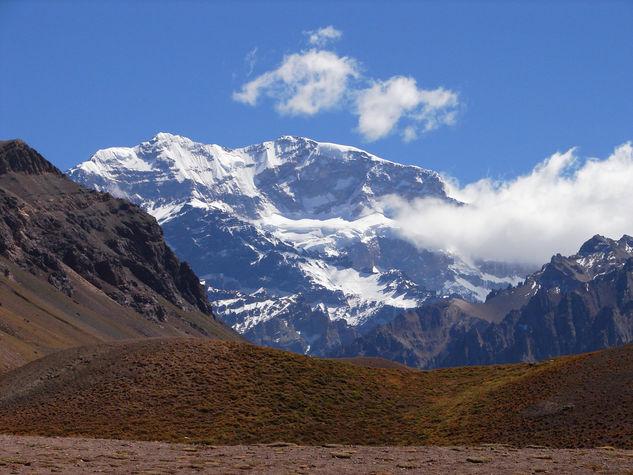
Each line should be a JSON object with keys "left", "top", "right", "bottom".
{"left": 355, "top": 76, "right": 458, "bottom": 141}
{"left": 233, "top": 27, "right": 459, "bottom": 141}
{"left": 304, "top": 25, "right": 342, "bottom": 47}
{"left": 233, "top": 49, "right": 359, "bottom": 116}
{"left": 244, "top": 47, "right": 258, "bottom": 76}
{"left": 380, "top": 143, "right": 633, "bottom": 264}
{"left": 403, "top": 126, "right": 418, "bottom": 142}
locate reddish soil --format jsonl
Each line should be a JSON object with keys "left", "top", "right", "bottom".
{"left": 1, "top": 435, "right": 632, "bottom": 474}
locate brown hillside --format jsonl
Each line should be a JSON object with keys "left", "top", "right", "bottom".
{"left": 0, "top": 258, "right": 240, "bottom": 372}
{"left": 0, "top": 140, "right": 243, "bottom": 372}
{"left": 448, "top": 343, "right": 633, "bottom": 448}
{"left": 1, "top": 338, "right": 632, "bottom": 448}
{"left": 330, "top": 356, "right": 413, "bottom": 370}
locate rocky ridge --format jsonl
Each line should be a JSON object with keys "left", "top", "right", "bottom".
{"left": 337, "top": 234, "right": 633, "bottom": 368}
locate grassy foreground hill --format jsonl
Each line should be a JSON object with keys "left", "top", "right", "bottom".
{"left": 1, "top": 338, "right": 631, "bottom": 448}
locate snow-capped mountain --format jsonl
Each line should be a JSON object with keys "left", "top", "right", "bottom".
{"left": 68, "top": 133, "right": 529, "bottom": 355}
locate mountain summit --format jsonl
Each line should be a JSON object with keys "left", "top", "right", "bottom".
{"left": 70, "top": 133, "right": 448, "bottom": 220}
{"left": 69, "top": 133, "right": 529, "bottom": 355}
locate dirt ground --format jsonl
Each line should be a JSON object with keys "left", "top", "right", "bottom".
{"left": 1, "top": 435, "right": 633, "bottom": 474}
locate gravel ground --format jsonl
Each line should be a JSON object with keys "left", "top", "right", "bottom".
{"left": 1, "top": 434, "right": 633, "bottom": 474}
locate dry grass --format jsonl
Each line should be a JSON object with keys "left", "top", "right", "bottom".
{"left": 0, "top": 338, "right": 631, "bottom": 448}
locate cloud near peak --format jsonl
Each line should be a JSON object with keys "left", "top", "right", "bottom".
{"left": 233, "top": 27, "right": 459, "bottom": 142}
{"left": 380, "top": 142, "right": 633, "bottom": 265}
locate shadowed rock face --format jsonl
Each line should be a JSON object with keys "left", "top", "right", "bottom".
{"left": 0, "top": 140, "right": 214, "bottom": 321}
{"left": 336, "top": 235, "right": 633, "bottom": 369}
{"left": 0, "top": 140, "right": 242, "bottom": 372}
{"left": 443, "top": 250, "right": 633, "bottom": 367}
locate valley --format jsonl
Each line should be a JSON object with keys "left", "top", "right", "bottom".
{"left": 0, "top": 138, "right": 631, "bottom": 473}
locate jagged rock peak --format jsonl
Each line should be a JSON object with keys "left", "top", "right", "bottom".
{"left": 578, "top": 234, "right": 633, "bottom": 256}
{"left": 0, "top": 140, "right": 62, "bottom": 176}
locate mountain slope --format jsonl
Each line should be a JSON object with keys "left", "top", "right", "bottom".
{"left": 0, "top": 139, "right": 242, "bottom": 372}
{"left": 1, "top": 337, "right": 632, "bottom": 448}
{"left": 337, "top": 234, "right": 633, "bottom": 368}
{"left": 68, "top": 133, "right": 529, "bottom": 355}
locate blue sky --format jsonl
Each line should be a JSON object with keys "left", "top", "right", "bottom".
{"left": 1, "top": 0, "right": 631, "bottom": 184}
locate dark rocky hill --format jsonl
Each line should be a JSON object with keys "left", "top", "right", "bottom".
{"left": 0, "top": 140, "right": 242, "bottom": 372}
{"left": 336, "top": 235, "right": 633, "bottom": 368}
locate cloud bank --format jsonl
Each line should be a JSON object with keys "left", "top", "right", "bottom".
{"left": 233, "top": 26, "right": 459, "bottom": 142}
{"left": 380, "top": 143, "right": 633, "bottom": 265}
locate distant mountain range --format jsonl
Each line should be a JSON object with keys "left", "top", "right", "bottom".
{"left": 69, "top": 133, "right": 530, "bottom": 355}
{"left": 0, "top": 139, "right": 241, "bottom": 372}
{"left": 336, "top": 234, "right": 633, "bottom": 368}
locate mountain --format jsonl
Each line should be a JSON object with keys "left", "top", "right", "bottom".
{"left": 1, "top": 337, "right": 632, "bottom": 448}
{"left": 68, "top": 133, "right": 529, "bottom": 355}
{"left": 336, "top": 234, "right": 633, "bottom": 368}
{"left": 0, "top": 139, "right": 242, "bottom": 372}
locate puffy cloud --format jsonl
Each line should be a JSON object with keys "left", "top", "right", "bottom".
{"left": 304, "top": 25, "right": 342, "bottom": 47}
{"left": 232, "top": 49, "right": 359, "bottom": 116}
{"left": 233, "top": 27, "right": 459, "bottom": 141}
{"left": 355, "top": 76, "right": 458, "bottom": 141}
{"left": 380, "top": 143, "right": 633, "bottom": 264}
